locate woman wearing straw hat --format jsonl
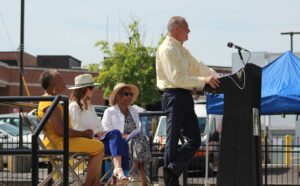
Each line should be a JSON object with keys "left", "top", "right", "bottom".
{"left": 68, "top": 74, "right": 129, "bottom": 185}
{"left": 102, "top": 83, "right": 152, "bottom": 186}
{"left": 38, "top": 70, "right": 104, "bottom": 186}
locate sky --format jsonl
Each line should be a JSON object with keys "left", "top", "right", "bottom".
{"left": 1, "top": 0, "right": 300, "bottom": 67}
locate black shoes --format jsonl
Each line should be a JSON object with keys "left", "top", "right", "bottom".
{"left": 163, "top": 167, "right": 180, "bottom": 186}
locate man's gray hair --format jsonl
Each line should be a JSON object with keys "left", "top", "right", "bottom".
{"left": 167, "top": 16, "right": 187, "bottom": 33}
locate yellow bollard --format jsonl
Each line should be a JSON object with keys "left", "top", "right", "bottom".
{"left": 284, "top": 135, "right": 292, "bottom": 166}
{"left": 151, "top": 118, "right": 158, "bottom": 137}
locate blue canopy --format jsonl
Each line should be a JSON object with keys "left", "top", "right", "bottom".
{"left": 207, "top": 51, "right": 300, "bottom": 115}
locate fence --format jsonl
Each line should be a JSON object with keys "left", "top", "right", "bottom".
{"left": 0, "top": 99, "right": 300, "bottom": 185}
{"left": 149, "top": 136, "right": 300, "bottom": 186}
{"left": 0, "top": 96, "right": 70, "bottom": 186}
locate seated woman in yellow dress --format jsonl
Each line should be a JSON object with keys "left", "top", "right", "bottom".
{"left": 37, "top": 69, "right": 104, "bottom": 186}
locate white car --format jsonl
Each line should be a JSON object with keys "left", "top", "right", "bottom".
{"left": 0, "top": 113, "right": 30, "bottom": 132}
{"left": 0, "top": 123, "right": 32, "bottom": 164}
{"left": 153, "top": 116, "right": 208, "bottom": 144}
{"left": 0, "top": 123, "right": 32, "bottom": 148}
{"left": 153, "top": 103, "right": 222, "bottom": 144}
{"left": 151, "top": 104, "right": 222, "bottom": 177}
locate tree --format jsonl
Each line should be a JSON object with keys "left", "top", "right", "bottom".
{"left": 95, "top": 21, "right": 160, "bottom": 106}
{"left": 87, "top": 64, "right": 99, "bottom": 72}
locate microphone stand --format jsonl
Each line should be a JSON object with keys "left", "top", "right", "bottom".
{"left": 238, "top": 49, "right": 245, "bottom": 67}
{"left": 238, "top": 48, "right": 262, "bottom": 185}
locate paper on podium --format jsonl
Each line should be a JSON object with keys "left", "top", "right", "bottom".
{"left": 126, "top": 126, "right": 141, "bottom": 141}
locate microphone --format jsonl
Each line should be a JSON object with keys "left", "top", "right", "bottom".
{"left": 227, "top": 42, "right": 249, "bottom": 52}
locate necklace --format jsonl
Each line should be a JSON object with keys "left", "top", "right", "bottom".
{"left": 227, "top": 68, "right": 246, "bottom": 90}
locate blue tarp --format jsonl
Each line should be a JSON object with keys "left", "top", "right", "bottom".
{"left": 206, "top": 51, "right": 300, "bottom": 115}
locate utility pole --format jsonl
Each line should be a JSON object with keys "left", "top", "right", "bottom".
{"left": 20, "top": 0, "right": 24, "bottom": 97}
{"left": 281, "top": 32, "right": 300, "bottom": 52}
{"left": 18, "top": 0, "right": 25, "bottom": 148}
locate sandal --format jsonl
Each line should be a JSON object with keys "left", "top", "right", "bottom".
{"left": 112, "top": 167, "right": 128, "bottom": 185}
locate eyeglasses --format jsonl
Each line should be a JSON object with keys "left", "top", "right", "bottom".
{"left": 118, "top": 92, "right": 134, "bottom": 97}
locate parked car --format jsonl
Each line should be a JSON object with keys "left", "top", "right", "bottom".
{"left": 153, "top": 116, "right": 207, "bottom": 144}
{"left": 152, "top": 103, "right": 222, "bottom": 178}
{"left": 0, "top": 123, "right": 31, "bottom": 148}
{"left": 0, "top": 113, "right": 30, "bottom": 132}
{"left": 153, "top": 104, "right": 221, "bottom": 146}
{"left": 93, "top": 105, "right": 109, "bottom": 118}
{"left": 0, "top": 123, "right": 32, "bottom": 164}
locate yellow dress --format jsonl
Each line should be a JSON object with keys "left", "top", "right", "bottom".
{"left": 38, "top": 101, "right": 104, "bottom": 156}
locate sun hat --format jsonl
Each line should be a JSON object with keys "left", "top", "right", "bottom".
{"left": 109, "top": 83, "right": 139, "bottom": 106}
{"left": 68, "top": 74, "right": 99, "bottom": 90}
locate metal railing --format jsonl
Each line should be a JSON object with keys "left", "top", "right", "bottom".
{"left": 0, "top": 95, "right": 69, "bottom": 186}
{"left": 148, "top": 136, "right": 300, "bottom": 186}
{"left": 1, "top": 106, "right": 300, "bottom": 185}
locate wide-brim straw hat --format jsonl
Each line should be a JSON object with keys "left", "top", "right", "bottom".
{"left": 68, "top": 74, "right": 100, "bottom": 90}
{"left": 109, "top": 83, "right": 139, "bottom": 106}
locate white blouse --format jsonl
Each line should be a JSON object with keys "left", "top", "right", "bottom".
{"left": 69, "top": 101, "right": 104, "bottom": 134}
{"left": 101, "top": 104, "right": 141, "bottom": 134}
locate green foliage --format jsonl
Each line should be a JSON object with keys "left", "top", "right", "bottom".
{"left": 95, "top": 20, "right": 160, "bottom": 106}
{"left": 87, "top": 64, "right": 99, "bottom": 72}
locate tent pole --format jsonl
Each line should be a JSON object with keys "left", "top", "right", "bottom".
{"left": 204, "top": 114, "right": 211, "bottom": 186}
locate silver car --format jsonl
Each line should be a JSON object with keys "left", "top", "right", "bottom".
{"left": 0, "top": 113, "right": 30, "bottom": 132}
{"left": 0, "top": 123, "right": 32, "bottom": 164}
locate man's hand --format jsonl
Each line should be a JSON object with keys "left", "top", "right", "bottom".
{"left": 82, "top": 129, "right": 94, "bottom": 139}
{"left": 205, "top": 76, "right": 220, "bottom": 88}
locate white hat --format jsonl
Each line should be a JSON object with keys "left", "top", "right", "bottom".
{"left": 68, "top": 74, "right": 99, "bottom": 90}
{"left": 109, "top": 83, "right": 139, "bottom": 106}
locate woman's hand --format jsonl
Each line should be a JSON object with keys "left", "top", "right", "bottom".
{"left": 95, "top": 131, "right": 107, "bottom": 139}
{"left": 122, "top": 133, "right": 129, "bottom": 139}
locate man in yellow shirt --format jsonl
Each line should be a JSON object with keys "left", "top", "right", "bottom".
{"left": 156, "top": 16, "right": 220, "bottom": 186}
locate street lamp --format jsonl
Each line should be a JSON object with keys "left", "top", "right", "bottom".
{"left": 281, "top": 32, "right": 300, "bottom": 52}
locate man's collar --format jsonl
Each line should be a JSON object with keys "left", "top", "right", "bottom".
{"left": 167, "top": 35, "right": 183, "bottom": 46}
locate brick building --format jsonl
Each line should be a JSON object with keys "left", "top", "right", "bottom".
{"left": 0, "top": 51, "right": 104, "bottom": 114}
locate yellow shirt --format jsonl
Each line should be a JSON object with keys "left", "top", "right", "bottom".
{"left": 38, "top": 101, "right": 71, "bottom": 149}
{"left": 156, "top": 36, "right": 218, "bottom": 90}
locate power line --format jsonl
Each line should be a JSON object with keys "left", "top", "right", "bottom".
{"left": 0, "top": 4, "right": 30, "bottom": 97}
{"left": 0, "top": 9, "right": 18, "bottom": 53}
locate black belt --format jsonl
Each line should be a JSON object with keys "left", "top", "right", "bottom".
{"left": 163, "top": 88, "right": 192, "bottom": 94}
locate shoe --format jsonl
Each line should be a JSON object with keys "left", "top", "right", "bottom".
{"left": 112, "top": 167, "right": 129, "bottom": 185}
{"left": 163, "top": 167, "right": 180, "bottom": 186}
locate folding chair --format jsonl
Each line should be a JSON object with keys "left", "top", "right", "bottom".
{"left": 100, "top": 155, "right": 114, "bottom": 185}
{"left": 21, "top": 110, "right": 89, "bottom": 185}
